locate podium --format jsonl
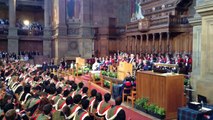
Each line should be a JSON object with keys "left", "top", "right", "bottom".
{"left": 76, "top": 57, "right": 85, "bottom": 68}
{"left": 117, "top": 61, "right": 132, "bottom": 80}
{"left": 136, "top": 71, "right": 184, "bottom": 119}
{"left": 75, "top": 57, "right": 86, "bottom": 76}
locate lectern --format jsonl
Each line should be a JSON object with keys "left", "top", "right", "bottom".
{"left": 117, "top": 61, "right": 132, "bottom": 80}
{"left": 136, "top": 71, "right": 184, "bottom": 119}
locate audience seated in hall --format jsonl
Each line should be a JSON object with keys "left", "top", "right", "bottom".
{"left": 0, "top": 59, "right": 127, "bottom": 120}
{"left": 92, "top": 58, "right": 100, "bottom": 71}
{"left": 0, "top": 51, "right": 193, "bottom": 120}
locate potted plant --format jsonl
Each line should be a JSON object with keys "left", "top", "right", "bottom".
{"left": 104, "top": 80, "right": 110, "bottom": 88}
{"left": 135, "top": 98, "right": 149, "bottom": 113}
{"left": 108, "top": 72, "right": 117, "bottom": 78}
{"left": 147, "top": 104, "right": 157, "bottom": 114}
{"left": 94, "top": 74, "right": 100, "bottom": 81}
{"left": 135, "top": 98, "right": 143, "bottom": 110}
{"left": 83, "top": 66, "right": 90, "bottom": 74}
{"left": 155, "top": 107, "right": 166, "bottom": 119}
{"left": 74, "top": 69, "right": 83, "bottom": 76}
{"left": 143, "top": 102, "right": 149, "bottom": 113}
{"left": 106, "top": 71, "right": 110, "bottom": 76}
{"left": 101, "top": 70, "right": 107, "bottom": 76}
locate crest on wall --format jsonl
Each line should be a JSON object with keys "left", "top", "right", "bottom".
{"left": 138, "top": 18, "right": 150, "bottom": 32}
{"left": 69, "top": 41, "right": 78, "bottom": 50}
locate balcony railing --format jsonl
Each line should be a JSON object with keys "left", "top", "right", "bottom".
{"left": 93, "top": 26, "right": 126, "bottom": 38}
{"left": 18, "top": 29, "right": 43, "bottom": 36}
{"left": 0, "top": 0, "right": 43, "bottom": 7}
{"left": 140, "top": 0, "right": 156, "bottom": 5}
{"left": 126, "top": 15, "right": 190, "bottom": 33}
{"left": 0, "top": 25, "right": 8, "bottom": 35}
{"left": 0, "top": 25, "right": 44, "bottom": 36}
{"left": 169, "top": 15, "right": 189, "bottom": 26}
{"left": 150, "top": 16, "right": 169, "bottom": 26}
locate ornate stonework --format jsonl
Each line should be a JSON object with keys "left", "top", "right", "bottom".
{"left": 189, "top": 0, "right": 213, "bottom": 104}
{"left": 52, "top": 0, "right": 93, "bottom": 62}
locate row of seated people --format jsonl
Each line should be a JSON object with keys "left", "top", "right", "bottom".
{"left": 92, "top": 51, "right": 192, "bottom": 74}
{"left": 0, "top": 19, "right": 9, "bottom": 25}
{"left": 0, "top": 61, "right": 126, "bottom": 120}
{"left": 0, "top": 51, "right": 41, "bottom": 61}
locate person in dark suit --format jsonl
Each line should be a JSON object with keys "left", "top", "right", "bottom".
{"left": 142, "top": 60, "right": 149, "bottom": 71}
{"left": 42, "top": 62, "right": 48, "bottom": 71}
{"left": 135, "top": 59, "right": 143, "bottom": 71}
{"left": 128, "top": 54, "right": 135, "bottom": 64}
{"left": 60, "top": 58, "right": 65, "bottom": 69}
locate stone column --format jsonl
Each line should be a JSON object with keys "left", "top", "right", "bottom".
{"left": 44, "top": 0, "right": 50, "bottom": 29}
{"left": 132, "top": 36, "right": 134, "bottom": 53}
{"left": 140, "top": 35, "right": 143, "bottom": 54}
{"left": 126, "top": 36, "right": 128, "bottom": 52}
{"left": 43, "top": 0, "right": 52, "bottom": 57}
{"left": 135, "top": 35, "right": 137, "bottom": 54}
{"left": 130, "top": 36, "right": 133, "bottom": 53}
{"left": 152, "top": 33, "right": 155, "bottom": 52}
{"left": 146, "top": 34, "right": 149, "bottom": 53}
{"left": 58, "top": 0, "right": 67, "bottom": 35}
{"left": 8, "top": 0, "right": 18, "bottom": 55}
{"left": 167, "top": 32, "right": 170, "bottom": 52}
{"left": 188, "top": 0, "right": 213, "bottom": 103}
{"left": 9, "top": 0, "right": 16, "bottom": 28}
{"left": 189, "top": 20, "right": 202, "bottom": 101}
{"left": 54, "top": 0, "right": 68, "bottom": 63}
{"left": 126, "top": 36, "right": 131, "bottom": 52}
{"left": 159, "top": 32, "right": 162, "bottom": 52}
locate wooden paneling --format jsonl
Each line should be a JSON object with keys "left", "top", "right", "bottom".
{"left": 95, "top": 30, "right": 192, "bottom": 55}
{"left": 121, "top": 33, "right": 192, "bottom": 54}
{"left": 94, "top": 37, "right": 109, "bottom": 57}
{"left": 108, "top": 40, "right": 117, "bottom": 53}
{"left": 19, "top": 40, "right": 43, "bottom": 53}
{"left": 172, "top": 32, "right": 192, "bottom": 53}
{"left": 136, "top": 71, "right": 184, "bottom": 119}
{"left": 0, "top": 8, "right": 8, "bottom": 19}
{"left": 0, "top": 40, "right": 7, "bottom": 51}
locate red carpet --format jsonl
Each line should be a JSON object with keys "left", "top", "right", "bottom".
{"left": 66, "top": 75, "right": 152, "bottom": 120}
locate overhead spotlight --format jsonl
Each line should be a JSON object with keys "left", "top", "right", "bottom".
{"left": 23, "top": 20, "right": 30, "bottom": 26}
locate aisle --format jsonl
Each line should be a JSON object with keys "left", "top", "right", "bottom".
{"left": 66, "top": 75, "right": 154, "bottom": 120}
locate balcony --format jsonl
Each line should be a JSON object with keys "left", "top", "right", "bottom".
{"left": 93, "top": 26, "right": 125, "bottom": 39}
{"left": 18, "top": 29, "right": 43, "bottom": 36}
{"left": 0, "top": 0, "right": 44, "bottom": 7}
{"left": 126, "top": 15, "right": 190, "bottom": 33}
{"left": 0, "top": 25, "right": 44, "bottom": 37}
{"left": 140, "top": 0, "right": 156, "bottom": 5}
{"left": 0, "top": 25, "right": 8, "bottom": 35}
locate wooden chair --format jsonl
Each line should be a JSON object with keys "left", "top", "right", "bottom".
{"left": 122, "top": 86, "right": 131, "bottom": 102}
{"left": 127, "top": 87, "right": 136, "bottom": 107}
